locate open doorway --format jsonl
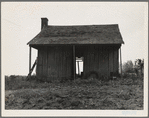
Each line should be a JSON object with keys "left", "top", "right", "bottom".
{"left": 76, "top": 57, "right": 84, "bottom": 77}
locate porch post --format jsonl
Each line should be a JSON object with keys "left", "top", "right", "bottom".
{"left": 77, "top": 61, "right": 80, "bottom": 75}
{"left": 120, "top": 47, "right": 122, "bottom": 78}
{"left": 29, "top": 46, "right": 32, "bottom": 73}
{"left": 73, "top": 45, "right": 76, "bottom": 80}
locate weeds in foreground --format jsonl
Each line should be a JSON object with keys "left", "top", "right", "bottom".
{"left": 5, "top": 75, "right": 143, "bottom": 90}
{"left": 5, "top": 75, "right": 143, "bottom": 110}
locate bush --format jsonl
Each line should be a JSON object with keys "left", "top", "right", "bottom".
{"left": 122, "top": 60, "right": 134, "bottom": 74}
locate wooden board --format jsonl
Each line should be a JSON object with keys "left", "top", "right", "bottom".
{"left": 42, "top": 47, "right": 48, "bottom": 76}
{"left": 113, "top": 47, "right": 119, "bottom": 75}
{"left": 36, "top": 45, "right": 120, "bottom": 80}
{"left": 46, "top": 46, "right": 73, "bottom": 80}
{"left": 109, "top": 46, "right": 114, "bottom": 75}
{"left": 47, "top": 46, "right": 55, "bottom": 78}
{"left": 73, "top": 45, "right": 75, "bottom": 79}
{"left": 102, "top": 47, "right": 109, "bottom": 77}
{"left": 37, "top": 49, "right": 43, "bottom": 76}
{"left": 98, "top": 46, "right": 103, "bottom": 75}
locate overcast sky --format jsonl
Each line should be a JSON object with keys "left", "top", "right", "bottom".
{"left": 2, "top": 2, "right": 148, "bottom": 76}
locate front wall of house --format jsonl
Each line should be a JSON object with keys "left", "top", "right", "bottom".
{"left": 36, "top": 46, "right": 73, "bottom": 81}
{"left": 36, "top": 45, "right": 120, "bottom": 81}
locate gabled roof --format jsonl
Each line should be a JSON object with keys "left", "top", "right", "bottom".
{"left": 27, "top": 24, "right": 124, "bottom": 45}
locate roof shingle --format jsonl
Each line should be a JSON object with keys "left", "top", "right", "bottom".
{"left": 27, "top": 24, "right": 124, "bottom": 45}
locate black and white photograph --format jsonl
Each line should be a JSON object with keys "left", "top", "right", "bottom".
{"left": 1, "top": 2, "right": 148, "bottom": 117}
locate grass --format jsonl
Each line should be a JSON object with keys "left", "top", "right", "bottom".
{"left": 5, "top": 75, "right": 143, "bottom": 90}
{"left": 5, "top": 75, "right": 50, "bottom": 90}
{"left": 5, "top": 75, "right": 143, "bottom": 110}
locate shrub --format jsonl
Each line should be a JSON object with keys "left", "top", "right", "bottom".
{"left": 122, "top": 60, "right": 134, "bottom": 74}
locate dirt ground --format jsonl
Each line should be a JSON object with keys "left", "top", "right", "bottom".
{"left": 5, "top": 76, "right": 143, "bottom": 110}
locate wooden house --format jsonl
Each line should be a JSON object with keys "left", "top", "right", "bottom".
{"left": 27, "top": 18, "right": 124, "bottom": 81}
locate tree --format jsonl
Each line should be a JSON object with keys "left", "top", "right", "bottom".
{"left": 134, "top": 59, "right": 144, "bottom": 76}
{"left": 122, "top": 60, "right": 134, "bottom": 73}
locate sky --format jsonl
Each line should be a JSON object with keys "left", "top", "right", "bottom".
{"left": 1, "top": 2, "right": 148, "bottom": 76}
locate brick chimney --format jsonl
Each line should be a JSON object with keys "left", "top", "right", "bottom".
{"left": 41, "top": 18, "right": 48, "bottom": 29}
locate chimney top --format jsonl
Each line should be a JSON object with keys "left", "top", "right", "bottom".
{"left": 41, "top": 18, "right": 48, "bottom": 20}
{"left": 41, "top": 18, "right": 48, "bottom": 29}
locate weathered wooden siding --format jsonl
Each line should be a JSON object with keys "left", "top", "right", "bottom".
{"left": 102, "top": 47, "right": 109, "bottom": 77}
{"left": 36, "top": 46, "right": 72, "bottom": 81}
{"left": 43, "top": 47, "right": 48, "bottom": 76}
{"left": 36, "top": 45, "right": 120, "bottom": 80}
{"left": 109, "top": 46, "right": 114, "bottom": 75}
{"left": 36, "top": 49, "right": 43, "bottom": 76}
{"left": 47, "top": 46, "right": 55, "bottom": 79}
{"left": 113, "top": 47, "right": 119, "bottom": 75}
{"left": 83, "top": 45, "right": 119, "bottom": 78}
{"left": 108, "top": 46, "right": 119, "bottom": 76}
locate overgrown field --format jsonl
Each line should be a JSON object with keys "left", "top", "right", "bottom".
{"left": 5, "top": 75, "right": 143, "bottom": 110}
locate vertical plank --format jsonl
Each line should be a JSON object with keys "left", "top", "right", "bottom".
{"left": 87, "top": 46, "right": 90, "bottom": 73}
{"left": 120, "top": 47, "right": 122, "bottom": 78}
{"left": 113, "top": 47, "right": 118, "bottom": 75}
{"left": 43, "top": 47, "right": 48, "bottom": 76}
{"left": 69, "top": 46, "right": 73, "bottom": 78}
{"left": 67, "top": 47, "right": 71, "bottom": 78}
{"left": 42, "top": 47, "right": 45, "bottom": 76}
{"left": 29, "top": 46, "right": 31, "bottom": 73}
{"left": 106, "top": 47, "right": 109, "bottom": 77}
{"left": 87, "top": 47, "right": 90, "bottom": 73}
{"left": 77, "top": 61, "right": 80, "bottom": 75}
{"left": 59, "top": 46, "right": 63, "bottom": 78}
{"left": 94, "top": 45, "right": 99, "bottom": 72}
{"left": 67, "top": 46, "right": 72, "bottom": 79}
{"left": 36, "top": 50, "right": 39, "bottom": 76}
{"left": 53, "top": 46, "right": 56, "bottom": 78}
{"left": 73, "top": 45, "right": 76, "bottom": 80}
{"left": 101, "top": 47, "right": 108, "bottom": 76}
{"left": 83, "top": 46, "right": 86, "bottom": 75}
{"left": 84, "top": 46, "right": 89, "bottom": 75}
{"left": 109, "top": 46, "right": 113, "bottom": 75}
{"left": 108, "top": 47, "right": 109, "bottom": 77}
{"left": 99, "top": 46, "right": 103, "bottom": 75}
{"left": 62, "top": 46, "right": 64, "bottom": 78}
{"left": 62, "top": 47, "right": 64, "bottom": 78}
{"left": 95, "top": 45, "right": 99, "bottom": 73}
{"left": 64, "top": 47, "right": 66, "bottom": 77}
{"left": 98, "top": 46, "right": 101, "bottom": 76}
{"left": 55, "top": 46, "right": 59, "bottom": 78}
{"left": 53, "top": 47, "right": 56, "bottom": 78}
{"left": 117, "top": 48, "right": 119, "bottom": 75}
{"left": 113, "top": 46, "right": 114, "bottom": 73}
{"left": 65, "top": 47, "right": 68, "bottom": 77}
{"left": 48, "top": 47, "right": 52, "bottom": 78}
{"left": 90, "top": 46, "right": 94, "bottom": 72}
{"left": 65, "top": 46, "right": 72, "bottom": 79}
{"left": 39, "top": 49, "right": 43, "bottom": 77}
{"left": 65, "top": 47, "right": 68, "bottom": 78}
{"left": 58, "top": 46, "right": 63, "bottom": 78}
{"left": 47, "top": 47, "right": 48, "bottom": 77}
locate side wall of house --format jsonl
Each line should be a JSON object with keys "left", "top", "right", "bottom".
{"left": 36, "top": 46, "right": 73, "bottom": 81}
{"left": 83, "top": 45, "right": 119, "bottom": 79}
